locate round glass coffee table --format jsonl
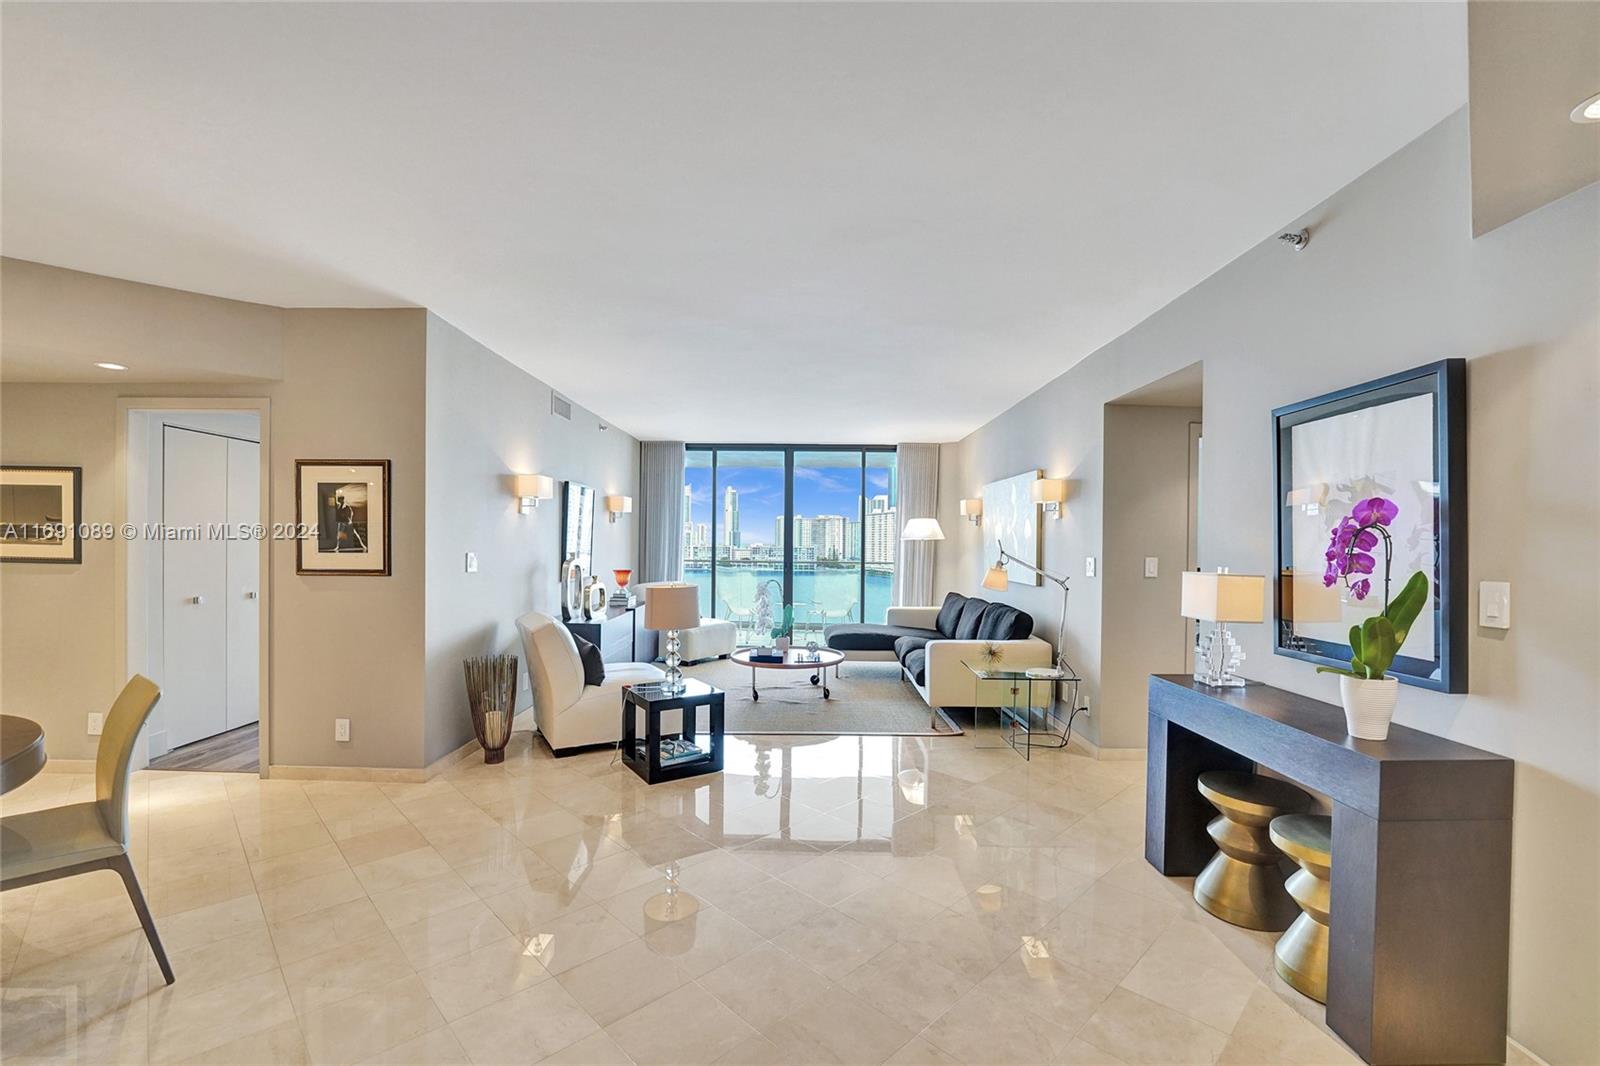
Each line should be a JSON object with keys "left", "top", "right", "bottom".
{"left": 729, "top": 647, "right": 846, "bottom": 701}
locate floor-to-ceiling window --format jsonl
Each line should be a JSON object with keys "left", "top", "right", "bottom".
{"left": 682, "top": 446, "right": 896, "bottom": 644}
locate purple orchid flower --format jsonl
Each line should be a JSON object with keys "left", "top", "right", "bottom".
{"left": 1322, "top": 495, "right": 1401, "bottom": 606}
{"left": 1349, "top": 497, "right": 1398, "bottom": 527}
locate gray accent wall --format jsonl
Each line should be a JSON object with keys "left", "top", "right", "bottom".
{"left": 421, "top": 314, "right": 639, "bottom": 764}
{"left": 934, "top": 110, "right": 1599, "bottom": 1063}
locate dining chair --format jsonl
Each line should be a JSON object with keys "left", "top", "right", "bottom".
{"left": 0, "top": 675, "right": 173, "bottom": 984}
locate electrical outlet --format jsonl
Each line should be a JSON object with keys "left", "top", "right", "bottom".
{"left": 335, "top": 718, "right": 351, "bottom": 742}
{"left": 1144, "top": 556, "right": 1159, "bottom": 578}
{"left": 464, "top": 551, "right": 478, "bottom": 574}
{"left": 1085, "top": 556, "right": 1097, "bottom": 577}
{"left": 87, "top": 712, "right": 104, "bottom": 736}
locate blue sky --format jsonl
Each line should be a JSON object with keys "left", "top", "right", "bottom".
{"left": 685, "top": 452, "right": 894, "bottom": 547}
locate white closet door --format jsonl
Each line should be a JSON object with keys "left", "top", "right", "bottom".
{"left": 162, "top": 427, "right": 229, "bottom": 749}
{"left": 226, "top": 438, "right": 261, "bottom": 731}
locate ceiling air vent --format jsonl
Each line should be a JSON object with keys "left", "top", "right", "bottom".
{"left": 551, "top": 392, "right": 573, "bottom": 421}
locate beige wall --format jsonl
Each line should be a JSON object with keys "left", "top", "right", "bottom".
{"left": 1099, "top": 404, "right": 1202, "bottom": 750}
{"left": 421, "top": 315, "right": 639, "bottom": 763}
{"left": 1, "top": 260, "right": 429, "bottom": 769}
{"left": 935, "top": 110, "right": 1599, "bottom": 1062}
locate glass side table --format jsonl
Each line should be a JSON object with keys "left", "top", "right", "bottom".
{"left": 963, "top": 662, "right": 1083, "bottom": 761}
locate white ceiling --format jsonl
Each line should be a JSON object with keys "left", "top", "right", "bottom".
{"left": 1, "top": 2, "right": 1466, "bottom": 442}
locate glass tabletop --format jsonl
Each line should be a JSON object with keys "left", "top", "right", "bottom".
{"left": 627, "top": 677, "right": 720, "bottom": 701}
{"left": 962, "top": 662, "right": 1078, "bottom": 682}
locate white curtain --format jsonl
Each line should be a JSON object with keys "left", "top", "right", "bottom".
{"left": 637, "top": 441, "right": 685, "bottom": 584}
{"left": 894, "top": 442, "right": 940, "bottom": 606}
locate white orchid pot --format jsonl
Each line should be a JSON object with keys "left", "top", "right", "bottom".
{"left": 1339, "top": 676, "right": 1399, "bottom": 741}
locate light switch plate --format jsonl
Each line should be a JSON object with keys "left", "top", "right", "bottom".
{"left": 335, "top": 718, "right": 351, "bottom": 742}
{"left": 1144, "top": 557, "right": 1159, "bottom": 578}
{"left": 1479, "top": 581, "right": 1511, "bottom": 629}
{"left": 1085, "top": 557, "right": 1097, "bottom": 578}
{"left": 87, "top": 712, "right": 104, "bottom": 736}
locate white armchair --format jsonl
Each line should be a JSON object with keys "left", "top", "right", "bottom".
{"left": 516, "top": 611, "right": 667, "bottom": 754}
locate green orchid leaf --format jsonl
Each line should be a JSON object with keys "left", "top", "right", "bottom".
{"left": 1384, "top": 571, "right": 1430, "bottom": 651}
{"left": 1360, "top": 615, "right": 1398, "bottom": 679}
{"left": 1349, "top": 624, "right": 1364, "bottom": 661}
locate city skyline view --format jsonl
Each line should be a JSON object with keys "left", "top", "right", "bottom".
{"left": 682, "top": 448, "right": 899, "bottom": 629}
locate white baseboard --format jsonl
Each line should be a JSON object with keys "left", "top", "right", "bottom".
{"left": 42, "top": 758, "right": 96, "bottom": 774}
{"left": 265, "top": 734, "right": 487, "bottom": 783}
{"left": 1060, "top": 732, "right": 1145, "bottom": 761}
{"left": 1507, "top": 1037, "right": 1552, "bottom": 1066}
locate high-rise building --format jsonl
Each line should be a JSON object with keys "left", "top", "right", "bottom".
{"left": 683, "top": 483, "right": 694, "bottom": 552}
{"left": 723, "top": 486, "right": 740, "bottom": 549}
{"left": 865, "top": 495, "right": 896, "bottom": 567}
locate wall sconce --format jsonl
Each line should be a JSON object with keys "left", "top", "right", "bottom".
{"left": 605, "top": 495, "right": 633, "bottom": 524}
{"left": 513, "top": 474, "right": 554, "bottom": 514}
{"left": 1285, "top": 483, "right": 1329, "bottom": 515}
{"left": 960, "top": 498, "right": 983, "bottom": 525}
{"left": 1031, "top": 478, "right": 1068, "bottom": 518}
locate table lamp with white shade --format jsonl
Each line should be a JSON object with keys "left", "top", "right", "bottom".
{"left": 643, "top": 583, "right": 700, "bottom": 692}
{"left": 1181, "top": 570, "right": 1265, "bottom": 687}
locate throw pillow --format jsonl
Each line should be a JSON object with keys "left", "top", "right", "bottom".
{"left": 572, "top": 633, "right": 606, "bottom": 687}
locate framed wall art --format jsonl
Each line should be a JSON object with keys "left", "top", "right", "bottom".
{"left": 1272, "top": 359, "right": 1466, "bottom": 692}
{"left": 0, "top": 465, "right": 82, "bottom": 564}
{"left": 296, "top": 459, "right": 391, "bottom": 576}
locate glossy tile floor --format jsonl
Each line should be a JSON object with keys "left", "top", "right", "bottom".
{"left": 1, "top": 728, "right": 1365, "bottom": 1065}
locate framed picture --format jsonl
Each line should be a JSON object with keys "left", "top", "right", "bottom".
{"left": 296, "top": 460, "right": 391, "bottom": 576}
{"left": 1, "top": 465, "right": 82, "bottom": 564}
{"left": 1272, "top": 359, "right": 1466, "bottom": 692}
{"left": 561, "top": 481, "right": 596, "bottom": 576}
{"left": 982, "top": 470, "right": 1042, "bottom": 586}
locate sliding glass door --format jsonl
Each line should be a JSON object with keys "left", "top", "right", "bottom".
{"left": 683, "top": 445, "right": 896, "bottom": 645}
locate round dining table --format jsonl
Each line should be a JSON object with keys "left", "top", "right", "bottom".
{"left": 0, "top": 715, "right": 47, "bottom": 794}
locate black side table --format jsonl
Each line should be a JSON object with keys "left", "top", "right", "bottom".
{"left": 621, "top": 678, "right": 725, "bottom": 785}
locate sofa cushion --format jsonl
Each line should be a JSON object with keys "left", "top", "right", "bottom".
{"left": 903, "top": 648, "right": 928, "bottom": 686}
{"left": 935, "top": 592, "right": 967, "bottom": 638}
{"left": 893, "top": 635, "right": 930, "bottom": 663}
{"left": 977, "top": 603, "right": 1034, "bottom": 642}
{"left": 825, "top": 623, "right": 936, "bottom": 653}
{"left": 954, "top": 597, "right": 990, "bottom": 639}
{"left": 570, "top": 633, "right": 606, "bottom": 687}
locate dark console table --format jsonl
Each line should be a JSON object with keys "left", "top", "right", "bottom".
{"left": 1146, "top": 675, "right": 1512, "bottom": 1066}
{"left": 565, "top": 606, "right": 657, "bottom": 664}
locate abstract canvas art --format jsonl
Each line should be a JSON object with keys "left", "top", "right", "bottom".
{"left": 981, "top": 470, "right": 1042, "bottom": 587}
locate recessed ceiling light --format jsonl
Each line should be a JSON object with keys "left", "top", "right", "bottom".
{"left": 94, "top": 362, "right": 129, "bottom": 371}
{"left": 1571, "top": 91, "right": 1600, "bottom": 124}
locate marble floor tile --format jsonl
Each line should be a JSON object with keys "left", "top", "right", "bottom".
{"left": 604, "top": 983, "right": 757, "bottom": 1065}
{"left": 698, "top": 942, "right": 834, "bottom": 1030}
{"left": 1077, "top": 987, "right": 1232, "bottom": 1066}
{"left": 0, "top": 730, "right": 1378, "bottom": 1066}
{"left": 389, "top": 899, "right": 515, "bottom": 971}
{"left": 449, "top": 979, "right": 600, "bottom": 1064}
{"left": 417, "top": 935, "right": 551, "bottom": 1022}
{"left": 279, "top": 930, "right": 413, "bottom": 1015}
{"left": 298, "top": 973, "right": 444, "bottom": 1065}
{"left": 555, "top": 938, "right": 688, "bottom": 1026}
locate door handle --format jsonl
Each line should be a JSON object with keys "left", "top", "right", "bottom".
{"left": 189, "top": 595, "right": 205, "bottom": 605}
{"left": 245, "top": 591, "right": 257, "bottom": 599}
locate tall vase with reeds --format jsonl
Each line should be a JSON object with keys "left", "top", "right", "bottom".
{"left": 463, "top": 654, "right": 517, "bottom": 763}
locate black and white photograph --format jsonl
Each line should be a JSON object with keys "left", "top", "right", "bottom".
{"left": 296, "top": 459, "right": 390, "bottom": 575}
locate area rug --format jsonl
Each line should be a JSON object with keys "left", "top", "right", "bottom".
{"left": 681, "top": 658, "right": 962, "bottom": 737}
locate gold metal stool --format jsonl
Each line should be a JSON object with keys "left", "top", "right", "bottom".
{"left": 1193, "top": 771, "right": 1310, "bottom": 931}
{"left": 1270, "top": 814, "right": 1332, "bottom": 1002}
